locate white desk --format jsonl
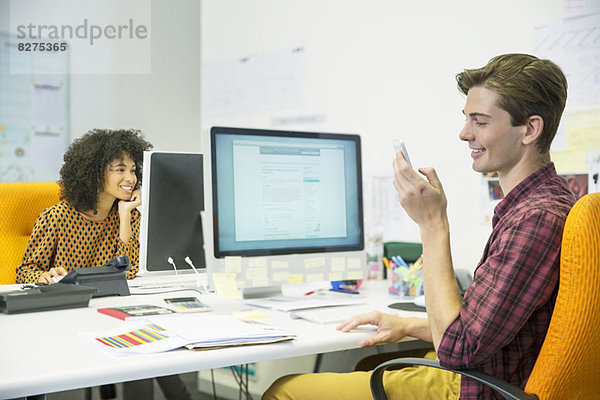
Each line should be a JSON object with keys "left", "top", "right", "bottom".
{"left": 0, "top": 280, "right": 424, "bottom": 398}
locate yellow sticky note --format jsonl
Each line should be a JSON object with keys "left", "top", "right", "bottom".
{"left": 249, "top": 257, "right": 267, "bottom": 268}
{"left": 271, "top": 260, "right": 288, "bottom": 269}
{"left": 305, "top": 257, "right": 325, "bottom": 269}
{"left": 272, "top": 272, "right": 289, "bottom": 282}
{"left": 245, "top": 266, "right": 268, "bottom": 282}
{"left": 551, "top": 150, "right": 588, "bottom": 173}
{"left": 331, "top": 257, "right": 346, "bottom": 271}
{"left": 224, "top": 256, "right": 242, "bottom": 273}
{"left": 211, "top": 273, "right": 240, "bottom": 299}
{"left": 328, "top": 272, "right": 343, "bottom": 281}
{"left": 347, "top": 271, "right": 363, "bottom": 280}
{"left": 347, "top": 258, "right": 362, "bottom": 269}
{"left": 288, "top": 274, "right": 303, "bottom": 284}
{"left": 306, "top": 273, "right": 324, "bottom": 282}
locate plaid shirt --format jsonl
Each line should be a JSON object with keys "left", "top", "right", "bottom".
{"left": 437, "top": 163, "right": 576, "bottom": 400}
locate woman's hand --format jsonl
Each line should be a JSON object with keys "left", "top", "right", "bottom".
{"left": 118, "top": 189, "right": 141, "bottom": 217}
{"left": 38, "top": 267, "right": 67, "bottom": 284}
{"left": 337, "top": 311, "right": 431, "bottom": 347}
{"left": 117, "top": 189, "right": 140, "bottom": 244}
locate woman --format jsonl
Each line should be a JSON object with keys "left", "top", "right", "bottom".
{"left": 16, "top": 128, "right": 152, "bottom": 284}
{"left": 16, "top": 128, "right": 192, "bottom": 400}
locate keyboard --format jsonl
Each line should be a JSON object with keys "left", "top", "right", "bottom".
{"left": 290, "top": 304, "right": 375, "bottom": 324}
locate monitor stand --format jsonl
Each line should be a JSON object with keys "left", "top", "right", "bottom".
{"left": 242, "top": 285, "right": 283, "bottom": 299}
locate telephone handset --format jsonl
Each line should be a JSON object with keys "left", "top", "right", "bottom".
{"left": 59, "top": 255, "right": 131, "bottom": 297}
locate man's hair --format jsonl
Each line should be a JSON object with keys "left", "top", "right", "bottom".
{"left": 456, "top": 53, "right": 567, "bottom": 154}
{"left": 59, "top": 128, "right": 153, "bottom": 212}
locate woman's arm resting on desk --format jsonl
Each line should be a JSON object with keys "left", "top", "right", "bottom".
{"left": 337, "top": 311, "right": 433, "bottom": 347}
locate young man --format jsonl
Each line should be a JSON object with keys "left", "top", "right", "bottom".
{"left": 262, "top": 54, "right": 577, "bottom": 400}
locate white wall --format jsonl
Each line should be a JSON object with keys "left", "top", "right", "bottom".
{"left": 1, "top": 0, "right": 566, "bottom": 273}
{"left": 200, "top": 0, "right": 564, "bottom": 272}
{"left": 69, "top": 0, "right": 201, "bottom": 150}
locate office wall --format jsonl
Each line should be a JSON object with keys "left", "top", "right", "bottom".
{"left": 0, "top": 0, "right": 201, "bottom": 151}
{"left": 200, "top": 0, "right": 564, "bottom": 272}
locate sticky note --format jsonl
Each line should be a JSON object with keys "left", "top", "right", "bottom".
{"left": 328, "top": 272, "right": 343, "bottom": 281}
{"left": 288, "top": 274, "right": 303, "bottom": 284}
{"left": 211, "top": 273, "right": 240, "bottom": 299}
{"left": 271, "top": 261, "right": 288, "bottom": 269}
{"left": 306, "top": 273, "right": 324, "bottom": 282}
{"left": 347, "top": 258, "right": 362, "bottom": 269}
{"left": 224, "top": 256, "right": 242, "bottom": 273}
{"left": 272, "top": 272, "right": 289, "bottom": 282}
{"left": 245, "top": 266, "right": 268, "bottom": 282}
{"left": 331, "top": 257, "right": 346, "bottom": 271}
{"left": 249, "top": 257, "right": 267, "bottom": 268}
{"left": 305, "top": 257, "right": 325, "bottom": 269}
{"left": 347, "top": 271, "right": 363, "bottom": 280}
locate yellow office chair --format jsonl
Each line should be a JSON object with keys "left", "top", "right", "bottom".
{"left": 0, "top": 182, "right": 60, "bottom": 284}
{"left": 370, "top": 192, "right": 600, "bottom": 400}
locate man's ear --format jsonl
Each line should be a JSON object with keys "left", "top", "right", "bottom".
{"left": 522, "top": 115, "right": 544, "bottom": 145}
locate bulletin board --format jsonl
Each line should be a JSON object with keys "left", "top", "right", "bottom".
{"left": 0, "top": 32, "right": 69, "bottom": 182}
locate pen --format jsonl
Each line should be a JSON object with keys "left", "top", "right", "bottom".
{"left": 383, "top": 257, "right": 391, "bottom": 270}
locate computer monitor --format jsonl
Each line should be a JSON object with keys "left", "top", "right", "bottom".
{"left": 203, "top": 127, "right": 365, "bottom": 290}
{"left": 138, "top": 151, "right": 205, "bottom": 276}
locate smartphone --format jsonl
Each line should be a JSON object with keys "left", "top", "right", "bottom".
{"left": 392, "top": 139, "right": 412, "bottom": 167}
{"left": 164, "top": 297, "right": 211, "bottom": 313}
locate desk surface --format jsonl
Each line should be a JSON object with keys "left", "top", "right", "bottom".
{"left": 0, "top": 280, "right": 424, "bottom": 398}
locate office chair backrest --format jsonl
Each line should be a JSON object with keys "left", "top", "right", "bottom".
{"left": 0, "top": 182, "right": 60, "bottom": 284}
{"left": 524, "top": 192, "right": 600, "bottom": 399}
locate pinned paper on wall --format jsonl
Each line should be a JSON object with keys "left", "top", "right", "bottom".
{"left": 202, "top": 47, "right": 305, "bottom": 117}
{"left": 533, "top": 14, "right": 600, "bottom": 107}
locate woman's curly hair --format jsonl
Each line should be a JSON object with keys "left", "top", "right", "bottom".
{"left": 59, "top": 129, "right": 153, "bottom": 211}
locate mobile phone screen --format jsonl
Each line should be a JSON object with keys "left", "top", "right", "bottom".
{"left": 392, "top": 140, "right": 412, "bottom": 167}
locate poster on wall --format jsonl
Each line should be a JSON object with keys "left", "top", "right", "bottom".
{"left": 0, "top": 33, "right": 69, "bottom": 182}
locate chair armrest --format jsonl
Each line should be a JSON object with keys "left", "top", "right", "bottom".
{"left": 370, "top": 357, "right": 539, "bottom": 400}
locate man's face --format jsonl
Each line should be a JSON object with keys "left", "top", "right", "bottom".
{"left": 459, "top": 86, "right": 526, "bottom": 176}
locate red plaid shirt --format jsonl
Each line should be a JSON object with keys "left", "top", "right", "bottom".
{"left": 437, "top": 163, "right": 576, "bottom": 400}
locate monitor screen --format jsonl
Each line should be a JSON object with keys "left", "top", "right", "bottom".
{"left": 210, "top": 126, "right": 364, "bottom": 258}
{"left": 138, "top": 151, "right": 205, "bottom": 274}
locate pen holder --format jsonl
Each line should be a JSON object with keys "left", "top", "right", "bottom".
{"left": 387, "top": 259, "right": 423, "bottom": 298}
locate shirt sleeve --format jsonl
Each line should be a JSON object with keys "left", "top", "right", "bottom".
{"left": 437, "top": 208, "right": 565, "bottom": 369}
{"left": 15, "top": 209, "right": 59, "bottom": 284}
{"left": 116, "top": 209, "right": 140, "bottom": 280}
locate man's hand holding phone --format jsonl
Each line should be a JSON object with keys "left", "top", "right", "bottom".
{"left": 392, "top": 139, "right": 412, "bottom": 167}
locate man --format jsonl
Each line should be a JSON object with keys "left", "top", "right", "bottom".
{"left": 262, "top": 53, "right": 576, "bottom": 400}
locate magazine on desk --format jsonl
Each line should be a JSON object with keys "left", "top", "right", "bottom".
{"left": 80, "top": 314, "right": 295, "bottom": 356}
